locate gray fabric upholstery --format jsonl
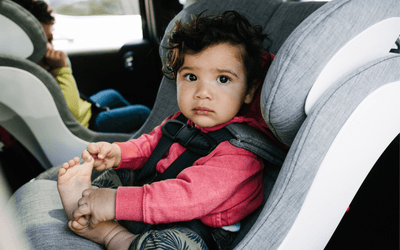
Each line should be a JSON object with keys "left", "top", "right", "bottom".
{"left": 160, "top": 0, "right": 324, "bottom": 77}
{"left": 0, "top": 55, "right": 133, "bottom": 143}
{"left": 129, "top": 77, "right": 180, "bottom": 139}
{"left": 263, "top": 1, "right": 326, "bottom": 54}
{"left": 0, "top": 0, "right": 46, "bottom": 62}
{"left": 6, "top": 180, "right": 104, "bottom": 250}
{"left": 238, "top": 53, "right": 400, "bottom": 249}
{"left": 226, "top": 124, "right": 287, "bottom": 166}
{"left": 261, "top": 0, "right": 400, "bottom": 146}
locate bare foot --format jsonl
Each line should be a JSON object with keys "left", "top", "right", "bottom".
{"left": 57, "top": 150, "right": 94, "bottom": 220}
{"left": 69, "top": 219, "right": 135, "bottom": 250}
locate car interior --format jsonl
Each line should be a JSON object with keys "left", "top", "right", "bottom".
{"left": 0, "top": 0, "right": 399, "bottom": 249}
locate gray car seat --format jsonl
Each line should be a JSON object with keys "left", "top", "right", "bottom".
{"left": 0, "top": 0, "right": 133, "bottom": 169}
{"left": 3, "top": 0, "right": 400, "bottom": 249}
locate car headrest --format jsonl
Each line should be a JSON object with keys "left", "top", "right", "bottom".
{"left": 261, "top": 0, "right": 400, "bottom": 146}
{"left": 0, "top": 0, "right": 46, "bottom": 62}
{"left": 158, "top": 0, "right": 283, "bottom": 80}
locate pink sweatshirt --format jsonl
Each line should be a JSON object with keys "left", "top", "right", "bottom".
{"left": 114, "top": 112, "right": 265, "bottom": 228}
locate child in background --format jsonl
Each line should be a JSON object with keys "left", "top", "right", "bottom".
{"left": 12, "top": 0, "right": 151, "bottom": 133}
{"left": 57, "top": 10, "right": 273, "bottom": 250}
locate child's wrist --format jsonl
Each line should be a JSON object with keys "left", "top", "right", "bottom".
{"left": 105, "top": 227, "right": 136, "bottom": 250}
{"left": 49, "top": 67, "right": 62, "bottom": 77}
{"left": 112, "top": 143, "right": 122, "bottom": 167}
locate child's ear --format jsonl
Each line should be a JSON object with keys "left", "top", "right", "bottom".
{"left": 244, "top": 82, "right": 260, "bottom": 104}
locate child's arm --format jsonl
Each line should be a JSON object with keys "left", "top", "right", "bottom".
{"left": 43, "top": 46, "right": 68, "bottom": 77}
{"left": 114, "top": 142, "right": 264, "bottom": 227}
{"left": 40, "top": 46, "right": 92, "bottom": 126}
{"left": 113, "top": 113, "right": 182, "bottom": 171}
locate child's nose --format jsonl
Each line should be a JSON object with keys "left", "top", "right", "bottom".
{"left": 194, "top": 81, "right": 213, "bottom": 100}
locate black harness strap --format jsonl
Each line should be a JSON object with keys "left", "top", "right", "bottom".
{"left": 136, "top": 113, "right": 234, "bottom": 185}
{"left": 133, "top": 113, "right": 235, "bottom": 249}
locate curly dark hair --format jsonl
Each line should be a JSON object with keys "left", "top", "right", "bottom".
{"left": 12, "top": 0, "right": 54, "bottom": 24}
{"left": 164, "top": 10, "right": 269, "bottom": 89}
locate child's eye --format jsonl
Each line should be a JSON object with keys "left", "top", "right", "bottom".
{"left": 185, "top": 74, "right": 197, "bottom": 81}
{"left": 217, "top": 76, "right": 230, "bottom": 84}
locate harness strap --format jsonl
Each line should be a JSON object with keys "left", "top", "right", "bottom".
{"left": 133, "top": 113, "right": 235, "bottom": 250}
{"left": 135, "top": 113, "right": 234, "bottom": 185}
{"left": 135, "top": 114, "right": 188, "bottom": 184}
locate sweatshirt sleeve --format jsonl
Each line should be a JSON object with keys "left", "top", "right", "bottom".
{"left": 114, "top": 127, "right": 163, "bottom": 171}
{"left": 55, "top": 67, "right": 91, "bottom": 127}
{"left": 114, "top": 113, "right": 181, "bottom": 170}
{"left": 115, "top": 141, "right": 264, "bottom": 228}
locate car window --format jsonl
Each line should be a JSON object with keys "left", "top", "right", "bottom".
{"left": 46, "top": 0, "right": 142, "bottom": 54}
{"left": 47, "top": 0, "right": 139, "bottom": 15}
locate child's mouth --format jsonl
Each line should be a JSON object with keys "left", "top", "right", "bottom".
{"left": 193, "top": 107, "right": 213, "bottom": 116}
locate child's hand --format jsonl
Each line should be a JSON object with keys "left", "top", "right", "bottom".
{"left": 45, "top": 47, "right": 67, "bottom": 70}
{"left": 37, "top": 43, "right": 68, "bottom": 77}
{"left": 86, "top": 142, "right": 122, "bottom": 171}
{"left": 73, "top": 188, "right": 117, "bottom": 225}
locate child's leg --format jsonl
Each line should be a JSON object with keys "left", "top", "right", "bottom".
{"left": 57, "top": 150, "right": 94, "bottom": 220}
{"left": 69, "top": 219, "right": 136, "bottom": 250}
{"left": 93, "top": 105, "right": 150, "bottom": 133}
{"left": 70, "top": 220, "right": 209, "bottom": 250}
{"left": 90, "top": 89, "right": 131, "bottom": 109}
{"left": 129, "top": 226, "right": 209, "bottom": 250}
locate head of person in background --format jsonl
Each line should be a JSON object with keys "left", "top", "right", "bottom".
{"left": 13, "top": 0, "right": 67, "bottom": 75}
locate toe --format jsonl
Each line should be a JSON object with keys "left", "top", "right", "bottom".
{"left": 68, "top": 159, "right": 77, "bottom": 167}
{"left": 73, "top": 157, "right": 80, "bottom": 164}
{"left": 58, "top": 167, "right": 67, "bottom": 176}
{"left": 62, "top": 162, "right": 69, "bottom": 169}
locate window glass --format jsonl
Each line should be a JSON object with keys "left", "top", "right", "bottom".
{"left": 45, "top": 0, "right": 142, "bottom": 54}
{"left": 46, "top": 0, "right": 139, "bottom": 15}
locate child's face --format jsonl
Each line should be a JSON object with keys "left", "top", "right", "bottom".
{"left": 41, "top": 23, "right": 54, "bottom": 48}
{"left": 37, "top": 23, "right": 54, "bottom": 70}
{"left": 176, "top": 43, "right": 256, "bottom": 127}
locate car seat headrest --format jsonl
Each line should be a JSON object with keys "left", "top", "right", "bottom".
{"left": 158, "top": 0, "right": 282, "bottom": 80}
{"left": 261, "top": 0, "right": 400, "bottom": 146}
{"left": 0, "top": 0, "right": 47, "bottom": 62}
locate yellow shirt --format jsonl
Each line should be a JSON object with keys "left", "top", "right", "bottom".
{"left": 55, "top": 67, "right": 92, "bottom": 128}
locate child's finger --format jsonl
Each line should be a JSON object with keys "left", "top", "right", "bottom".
{"left": 76, "top": 216, "right": 89, "bottom": 227}
{"left": 87, "top": 143, "right": 100, "bottom": 155}
{"left": 73, "top": 203, "right": 91, "bottom": 220}
{"left": 82, "top": 150, "right": 94, "bottom": 163}
{"left": 98, "top": 143, "right": 112, "bottom": 159}
{"left": 94, "top": 163, "right": 106, "bottom": 171}
{"left": 81, "top": 188, "right": 92, "bottom": 197}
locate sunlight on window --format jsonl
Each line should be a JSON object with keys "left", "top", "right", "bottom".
{"left": 46, "top": 0, "right": 139, "bottom": 15}
{"left": 53, "top": 14, "right": 142, "bottom": 54}
{"left": 47, "top": 0, "right": 142, "bottom": 54}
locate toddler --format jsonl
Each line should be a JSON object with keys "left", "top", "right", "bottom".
{"left": 58, "top": 10, "right": 272, "bottom": 250}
